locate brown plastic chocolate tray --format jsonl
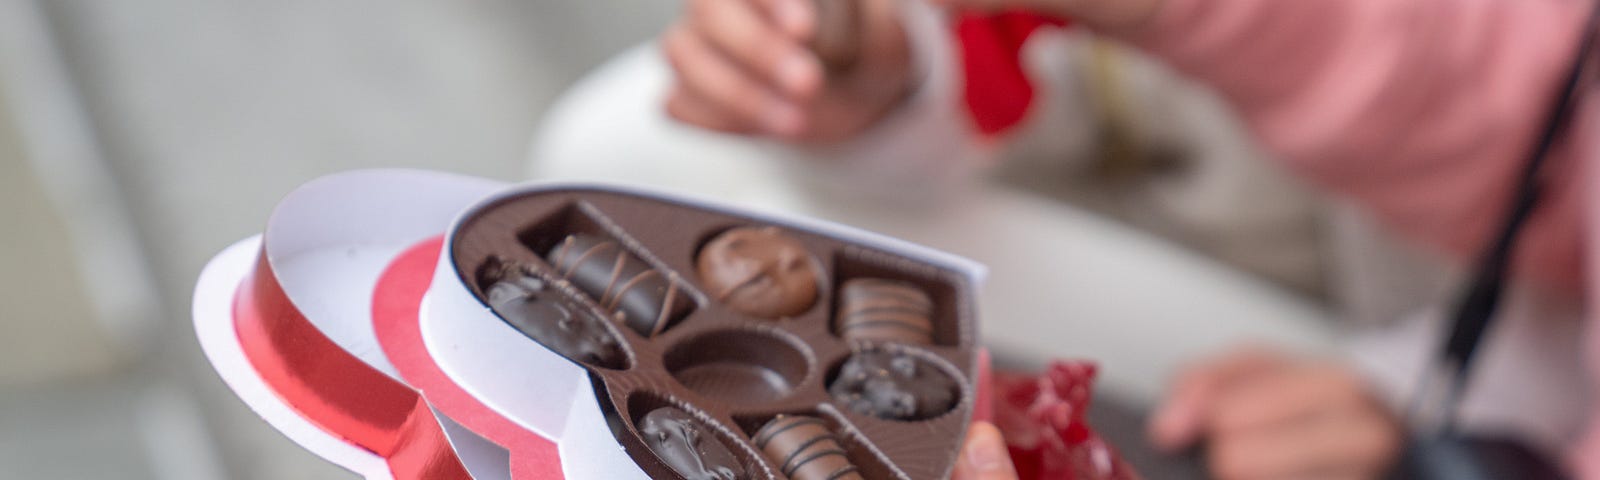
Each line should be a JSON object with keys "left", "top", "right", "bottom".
{"left": 449, "top": 187, "right": 978, "bottom": 480}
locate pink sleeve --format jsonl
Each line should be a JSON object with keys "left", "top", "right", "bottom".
{"left": 1117, "top": 0, "right": 1591, "bottom": 288}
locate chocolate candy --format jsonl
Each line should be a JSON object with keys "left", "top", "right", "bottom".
{"left": 753, "top": 416, "right": 864, "bottom": 480}
{"left": 829, "top": 350, "right": 957, "bottom": 421}
{"left": 547, "top": 233, "right": 692, "bottom": 337}
{"left": 638, "top": 407, "right": 748, "bottom": 480}
{"left": 810, "top": 0, "right": 861, "bottom": 72}
{"left": 697, "top": 227, "right": 821, "bottom": 318}
{"left": 478, "top": 258, "right": 626, "bottom": 369}
{"left": 836, "top": 278, "right": 934, "bottom": 345}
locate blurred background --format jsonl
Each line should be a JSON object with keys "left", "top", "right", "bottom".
{"left": 0, "top": 0, "right": 1462, "bottom": 478}
{"left": 1, "top": 1, "right": 673, "bottom": 478}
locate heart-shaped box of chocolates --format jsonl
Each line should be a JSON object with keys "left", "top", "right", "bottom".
{"left": 439, "top": 187, "right": 984, "bottom": 480}
{"left": 195, "top": 169, "right": 988, "bottom": 480}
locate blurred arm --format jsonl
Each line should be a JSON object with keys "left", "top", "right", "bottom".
{"left": 1118, "top": 0, "right": 1590, "bottom": 288}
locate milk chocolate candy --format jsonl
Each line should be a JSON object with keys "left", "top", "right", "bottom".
{"left": 697, "top": 227, "right": 821, "bottom": 318}
{"left": 829, "top": 350, "right": 957, "bottom": 421}
{"left": 478, "top": 257, "right": 626, "bottom": 369}
{"left": 753, "top": 416, "right": 864, "bottom": 480}
{"left": 837, "top": 278, "right": 934, "bottom": 345}
{"left": 639, "top": 407, "right": 748, "bottom": 480}
{"left": 810, "top": 0, "right": 861, "bottom": 72}
{"left": 547, "top": 233, "right": 692, "bottom": 337}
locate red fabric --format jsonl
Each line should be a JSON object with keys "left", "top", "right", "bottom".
{"left": 955, "top": 11, "right": 1069, "bottom": 136}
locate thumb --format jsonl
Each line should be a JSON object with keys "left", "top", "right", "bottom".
{"left": 953, "top": 422, "right": 1018, "bottom": 480}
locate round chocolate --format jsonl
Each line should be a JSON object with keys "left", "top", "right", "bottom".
{"left": 836, "top": 278, "right": 934, "bottom": 345}
{"left": 753, "top": 416, "right": 864, "bottom": 480}
{"left": 638, "top": 407, "right": 747, "bottom": 480}
{"left": 697, "top": 227, "right": 821, "bottom": 318}
{"left": 809, "top": 0, "right": 861, "bottom": 72}
{"left": 547, "top": 233, "right": 692, "bottom": 337}
{"left": 828, "top": 350, "right": 957, "bottom": 421}
{"left": 479, "top": 259, "right": 626, "bottom": 369}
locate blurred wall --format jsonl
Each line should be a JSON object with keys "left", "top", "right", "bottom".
{"left": 4, "top": 1, "right": 682, "bottom": 478}
{"left": 0, "top": 90, "right": 122, "bottom": 384}
{"left": 42, "top": 0, "right": 679, "bottom": 316}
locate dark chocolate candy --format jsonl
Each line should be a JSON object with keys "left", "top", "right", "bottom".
{"left": 478, "top": 258, "right": 626, "bottom": 369}
{"left": 639, "top": 407, "right": 748, "bottom": 480}
{"left": 547, "top": 233, "right": 692, "bottom": 337}
{"left": 753, "top": 416, "right": 864, "bottom": 480}
{"left": 829, "top": 350, "right": 957, "bottom": 421}
{"left": 810, "top": 0, "right": 861, "bottom": 72}
{"left": 697, "top": 227, "right": 821, "bottom": 318}
{"left": 837, "top": 278, "right": 934, "bottom": 345}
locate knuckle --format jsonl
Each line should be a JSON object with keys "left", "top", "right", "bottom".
{"left": 723, "top": 81, "right": 767, "bottom": 115}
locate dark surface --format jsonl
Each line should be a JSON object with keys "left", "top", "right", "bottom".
{"left": 1085, "top": 393, "right": 1207, "bottom": 480}
{"left": 639, "top": 407, "right": 747, "bottom": 480}
{"left": 1389, "top": 436, "right": 1569, "bottom": 480}
{"left": 828, "top": 350, "right": 958, "bottom": 421}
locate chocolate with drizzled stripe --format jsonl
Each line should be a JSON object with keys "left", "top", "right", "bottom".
{"left": 836, "top": 278, "right": 934, "bottom": 345}
{"left": 546, "top": 233, "right": 692, "bottom": 337}
{"left": 753, "top": 416, "right": 863, "bottom": 480}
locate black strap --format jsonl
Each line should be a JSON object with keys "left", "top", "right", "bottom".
{"left": 1428, "top": 2, "right": 1600, "bottom": 431}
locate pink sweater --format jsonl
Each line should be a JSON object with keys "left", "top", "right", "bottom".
{"left": 1111, "top": 0, "right": 1596, "bottom": 472}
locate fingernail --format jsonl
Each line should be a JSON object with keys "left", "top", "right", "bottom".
{"left": 777, "top": 54, "right": 820, "bottom": 96}
{"left": 966, "top": 427, "right": 1008, "bottom": 472}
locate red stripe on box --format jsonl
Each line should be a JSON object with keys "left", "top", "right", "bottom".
{"left": 234, "top": 243, "right": 471, "bottom": 478}
{"left": 373, "top": 236, "right": 566, "bottom": 479}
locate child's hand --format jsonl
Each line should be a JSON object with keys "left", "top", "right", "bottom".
{"left": 1149, "top": 348, "right": 1404, "bottom": 480}
{"left": 661, "top": 0, "right": 913, "bottom": 142}
{"left": 953, "top": 422, "right": 1020, "bottom": 480}
{"left": 928, "top": 0, "right": 1165, "bottom": 31}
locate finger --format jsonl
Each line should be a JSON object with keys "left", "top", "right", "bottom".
{"left": 661, "top": 23, "right": 806, "bottom": 136}
{"left": 1207, "top": 410, "right": 1400, "bottom": 480}
{"left": 762, "top": 0, "right": 816, "bottom": 38}
{"left": 1148, "top": 348, "right": 1285, "bottom": 451}
{"left": 1209, "top": 365, "right": 1370, "bottom": 436}
{"left": 688, "top": 0, "right": 822, "bottom": 98}
{"left": 952, "top": 422, "right": 1019, "bottom": 480}
{"left": 665, "top": 87, "right": 760, "bottom": 135}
